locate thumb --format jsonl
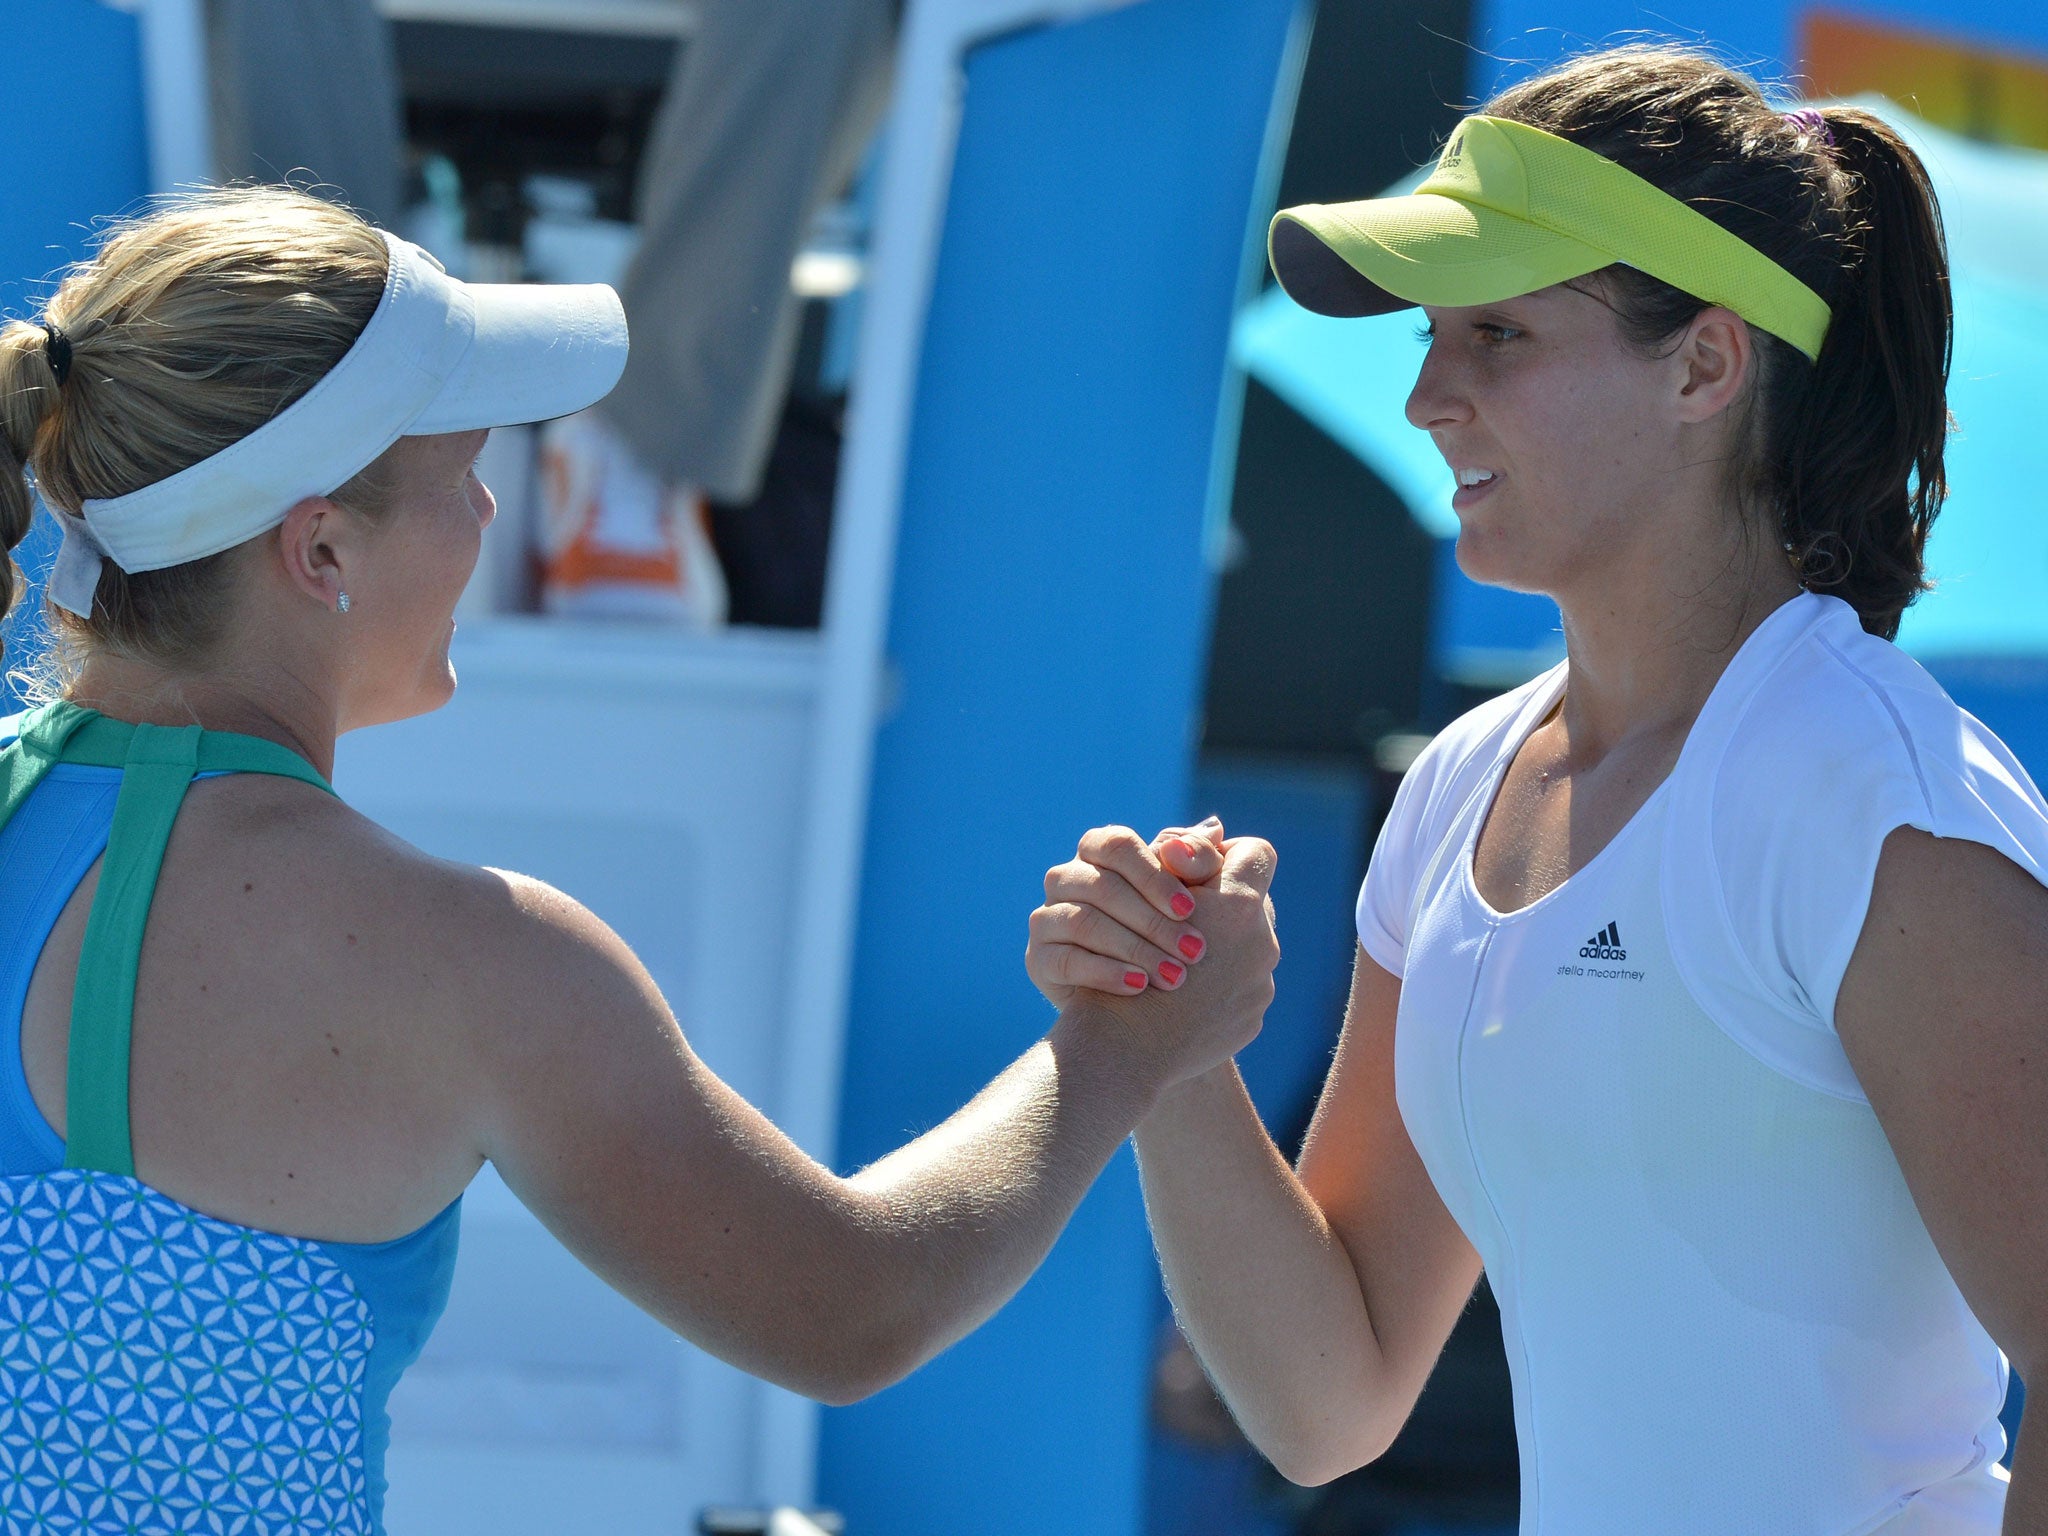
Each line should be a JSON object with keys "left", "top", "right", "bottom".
{"left": 1155, "top": 820, "right": 1225, "bottom": 884}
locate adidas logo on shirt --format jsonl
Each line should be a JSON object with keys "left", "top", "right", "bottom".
{"left": 1559, "top": 921, "right": 1642, "bottom": 982}
{"left": 1580, "top": 922, "right": 1627, "bottom": 961}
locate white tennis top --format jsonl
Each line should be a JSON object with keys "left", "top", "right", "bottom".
{"left": 1360, "top": 591, "right": 2042, "bottom": 1535}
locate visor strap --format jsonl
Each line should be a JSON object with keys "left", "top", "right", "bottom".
{"left": 48, "top": 505, "right": 110, "bottom": 619}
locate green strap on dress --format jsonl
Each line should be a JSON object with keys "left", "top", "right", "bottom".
{"left": 0, "top": 700, "right": 335, "bottom": 1177}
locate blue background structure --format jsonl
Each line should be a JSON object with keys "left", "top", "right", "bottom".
{"left": 0, "top": 0, "right": 150, "bottom": 688}
{"left": 1472, "top": 0, "right": 2048, "bottom": 99}
{"left": 0, "top": 2, "right": 149, "bottom": 324}
{"left": 817, "top": 2, "right": 1303, "bottom": 1532}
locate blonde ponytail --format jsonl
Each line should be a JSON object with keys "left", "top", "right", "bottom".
{"left": 0, "top": 317, "right": 66, "bottom": 653}
{"left": 11, "top": 185, "right": 396, "bottom": 677}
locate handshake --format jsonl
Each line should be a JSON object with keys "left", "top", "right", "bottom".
{"left": 1025, "top": 817, "right": 1281, "bottom": 1097}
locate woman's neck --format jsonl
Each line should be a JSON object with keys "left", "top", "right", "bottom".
{"left": 65, "top": 655, "right": 340, "bottom": 780}
{"left": 1550, "top": 516, "right": 1804, "bottom": 759}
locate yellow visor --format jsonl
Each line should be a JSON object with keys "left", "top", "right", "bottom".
{"left": 1268, "top": 114, "right": 1832, "bottom": 361}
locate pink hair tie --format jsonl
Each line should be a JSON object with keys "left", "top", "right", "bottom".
{"left": 1783, "top": 107, "right": 1835, "bottom": 147}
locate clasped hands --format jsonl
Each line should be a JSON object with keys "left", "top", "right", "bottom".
{"left": 1027, "top": 818, "right": 1280, "bottom": 1093}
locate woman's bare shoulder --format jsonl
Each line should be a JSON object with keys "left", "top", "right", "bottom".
{"left": 178, "top": 773, "right": 642, "bottom": 1023}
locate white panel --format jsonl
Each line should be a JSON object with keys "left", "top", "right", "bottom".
{"left": 389, "top": 1171, "right": 686, "bottom": 1454}
{"left": 135, "top": 0, "right": 212, "bottom": 192}
{"left": 338, "top": 621, "right": 818, "bottom": 1531}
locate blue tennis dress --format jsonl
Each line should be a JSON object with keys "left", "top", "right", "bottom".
{"left": 0, "top": 703, "right": 461, "bottom": 1534}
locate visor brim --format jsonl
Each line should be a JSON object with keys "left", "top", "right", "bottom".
{"left": 410, "top": 280, "right": 629, "bottom": 434}
{"left": 1269, "top": 193, "right": 1616, "bottom": 318}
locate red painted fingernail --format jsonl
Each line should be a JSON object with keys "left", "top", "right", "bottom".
{"left": 1179, "top": 934, "right": 1205, "bottom": 960}
{"left": 1170, "top": 892, "right": 1195, "bottom": 918}
{"left": 1158, "top": 961, "right": 1184, "bottom": 984}
{"left": 1169, "top": 839, "right": 1196, "bottom": 860}
{"left": 1124, "top": 971, "right": 1147, "bottom": 990}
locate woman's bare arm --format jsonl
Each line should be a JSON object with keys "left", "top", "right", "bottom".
{"left": 439, "top": 847, "right": 1278, "bottom": 1405}
{"left": 1024, "top": 827, "right": 1483, "bottom": 1482}
{"left": 1836, "top": 827, "right": 2048, "bottom": 1531}
{"left": 1132, "top": 949, "right": 1481, "bottom": 1484}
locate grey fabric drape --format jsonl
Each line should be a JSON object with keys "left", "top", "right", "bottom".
{"left": 601, "top": 0, "right": 897, "bottom": 503}
{"left": 206, "top": 0, "right": 404, "bottom": 228}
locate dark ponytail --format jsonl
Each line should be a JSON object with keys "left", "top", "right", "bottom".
{"left": 1486, "top": 48, "right": 1954, "bottom": 639}
{"left": 1774, "top": 108, "right": 1950, "bottom": 640}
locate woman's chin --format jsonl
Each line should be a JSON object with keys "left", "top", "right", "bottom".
{"left": 1452, "top": 525, "right": 1561, "bottom": 597}
{"left": 422, "top": 662, "right": 458, "bottom": 712}
{"left": 424, "top": 628, "right": 460, "bottom": 704}
{"left": 1452, "top": 530, "right": 1521, "bottom": 590}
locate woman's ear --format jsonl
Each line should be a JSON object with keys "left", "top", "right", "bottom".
{"left": 1673, "top": 306, "right": 1754, "bottom": 425}
{"left": 274, "top": 494, "right": 356, "bottom": 612}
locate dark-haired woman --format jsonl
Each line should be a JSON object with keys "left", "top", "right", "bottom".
{"left": 1025, "top": 46, "right": 2046, "bottom": 1533}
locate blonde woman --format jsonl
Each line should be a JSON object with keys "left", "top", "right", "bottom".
{"left": 0, "top": 187, "right": 1279, "bottom": 1533}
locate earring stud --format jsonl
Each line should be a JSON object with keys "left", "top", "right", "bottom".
{"left": 337, "top": 591, "right": 351, "bottom": 614}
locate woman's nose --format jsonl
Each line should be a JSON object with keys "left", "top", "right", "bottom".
{"left": 472, "top": 476, "right": 498, "bottom": 531}
{"left": 1404, "top": 343, "right": 1471, "bottom": 432}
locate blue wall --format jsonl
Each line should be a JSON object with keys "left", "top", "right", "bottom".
{"left": 819, "top": 1, "right": 1302, "bottom": 1531}
{"left": 0, "top": 0, "right": 150, "bottom": 697}
{"left": 0, "top": 1, "right": 148, "bottom": 323}
{"left": 1471, "top": 0, "right": 2048, "bottom": 99}
{"left": 1189, "top": 757, "right": 1370, "bottom": 1139}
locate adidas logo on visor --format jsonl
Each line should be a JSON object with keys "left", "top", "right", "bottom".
{"left": 1580, "top": 922, "right": 1626, "bottom": 961}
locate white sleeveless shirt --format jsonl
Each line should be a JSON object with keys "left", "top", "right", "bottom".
{"left": 1359, "top": 592, "right": 2042, "bottom": 1535}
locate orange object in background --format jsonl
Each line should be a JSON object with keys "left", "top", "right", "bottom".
{"left": 536, "top": 408, "right": 728, "bottom": 626}
{"left": 1801, "top": 7, "right": 2048, "bottom": 149}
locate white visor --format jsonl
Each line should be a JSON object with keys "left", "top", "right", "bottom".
{"left": 47, "top": 230, "right": 628, "bottom": 617}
